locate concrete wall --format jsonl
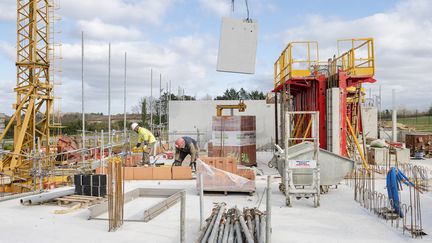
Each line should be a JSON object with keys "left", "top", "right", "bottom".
{"left": 362, "top": 107, "right": 378, "bottom": 139}
{"left": 168, "top": 100, "right": 275, "bottom": 150}
{"left": 379, "top": 128, "right": 409, "bottom": 142}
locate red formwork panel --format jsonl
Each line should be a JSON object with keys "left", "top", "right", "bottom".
{"left": 337, "top": 72, "right": 377, "bottom": 157}
{"left": 272, "top": 66, "right": 377, "bottom": 159}
{"left": 281, "top": 74, "right": 327, "bottom": 150}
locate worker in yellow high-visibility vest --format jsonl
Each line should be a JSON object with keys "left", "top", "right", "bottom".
{"left": 131, "top": 122, "right": 156, "bottom": 166}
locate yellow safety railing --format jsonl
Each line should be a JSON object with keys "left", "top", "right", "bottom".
{"left": 331, "top": 38, "right": 374, "bottom": 77}
{"left": 274, "top": 41, "right": 319, "bottom": 88}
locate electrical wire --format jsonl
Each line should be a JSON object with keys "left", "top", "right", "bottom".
{"left": 245, "top": 0, "right": 250, "bottom": 20}
{"left": 231, "top": 0, "right": 251, "bottom": 21}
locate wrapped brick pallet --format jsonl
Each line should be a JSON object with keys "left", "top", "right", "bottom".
{"left": 211, "top": 115, "right": 256, "bottom": 166}
{"left": 196, "top": 159, "right": 255, "bottom": 193}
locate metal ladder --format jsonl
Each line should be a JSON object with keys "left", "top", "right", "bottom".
{"left": 284, "top": 111, "right": 320, "bottom": 207}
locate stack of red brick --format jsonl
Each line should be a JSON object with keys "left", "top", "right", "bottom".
{"left": 200, "top": 156, "right": 255, "bottom": 180}
{"left": 198, "top": 157, "right": 256, "bottom": 193}
{"left": 96, "top": 166, "right": 192, "bottom": 180}
{"left": 124, "top": 153, "right": 142, "bottom": 167}
{"left": 210, "top": 116, "right": 257, "bottom": 166}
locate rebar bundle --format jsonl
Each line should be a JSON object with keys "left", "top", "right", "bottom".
{"left": 197, "top": 204, "right": 267, "bottom": 243}
{"left": 107, "top": 156, "right": 124, "bottom": 232}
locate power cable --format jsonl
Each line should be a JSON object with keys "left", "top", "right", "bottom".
{"left": 245, "top": 0, "right": 250, "bottom": 20}
{"left": 231, "top": 0, "right": 251, "bottom": 21}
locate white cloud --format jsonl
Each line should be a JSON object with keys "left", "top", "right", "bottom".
{"left": 199, "top": 0, "right": 231, "bottom": 16}
{"left": 61, "top": 0, "right": 172, "bottom": 25}
{"left": 54, "top": 34, "right": 217, "bottom": 114}
{"left": 1, "top": 0, "right": 430, "bottom": 115}
{"left": 199, "top": 0, "right": 276, "bottom": 19}
{"left": 272, "top": 0, "right": 432, "bottom": 109}
{"left": 0, "top": 41, "right": 14, "bottom": 60}
{"left": 0, "top": 79, "right": 15, "bottom": 115}
{"left": 0, "top": 0, "right": 15, "bottom": 21}
{"left": 77, "top": 19, "right": 142, "bottom": 41}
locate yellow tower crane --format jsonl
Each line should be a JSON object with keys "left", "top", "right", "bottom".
{"left": 0, "top": 0, "right": 53, "bottom": 192}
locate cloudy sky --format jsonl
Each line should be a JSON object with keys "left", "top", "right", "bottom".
{"left": 0, "top": 0, "right": 431, "bottom": 115}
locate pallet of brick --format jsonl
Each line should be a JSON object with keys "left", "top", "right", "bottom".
{"left": 131, "top": 153, "right": 141, "bottom": 164}
{"left": 236, "top": 168, "right": 256, "bottom": 181}
{"left": 207, "top": 142, "right": 213, "bottom": 157}
{"left": 211, "top": 116, "right": 256, "bottom": 166}
{"left": 200, "top": 156, "right": 237, "bottom": 174}
{"left": 196, "top": 159, "right": 255, "bottom": 193}
{"left": 405, "top": 132, "right": 432, "bottom": 157}
{"left": 124, "top": 153, "right": 141, "bottom": 167}
{"left": 156, "top": 143, "right": 169, "bottom": 154}
{"left": 95, "top": 167, "right": 106, "bottom": 174}
{"left": 125, "top": 155, "right": 134, "bottom": 167}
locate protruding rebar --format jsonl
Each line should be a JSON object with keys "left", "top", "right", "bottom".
{"left": 81, "top": 31, "right": 85, "bottom": 167}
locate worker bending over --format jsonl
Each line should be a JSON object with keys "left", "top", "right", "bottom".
{"left": 173, "top": 136, "right": 199, "bottom": 171}
{"left": 131, "top": 122, "right": 156, "bottom": 166}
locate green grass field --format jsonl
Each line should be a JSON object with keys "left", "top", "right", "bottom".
{"left": 384, "top": 115, "right": 432, "bottom": 132}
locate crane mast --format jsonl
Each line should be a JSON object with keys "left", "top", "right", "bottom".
{"left": 0, "top": 0, "right": 52, "bottom": 191}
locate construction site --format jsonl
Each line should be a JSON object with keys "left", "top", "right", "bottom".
{"left": 1, "top": 0, "right": 432, "bottom": 242}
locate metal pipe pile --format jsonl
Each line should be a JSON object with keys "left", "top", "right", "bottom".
{"left": 20, "top": 188, "right": 75, "bottom": 205}
{"left": 198, "top": 203, "right": 267, "bottom": 243}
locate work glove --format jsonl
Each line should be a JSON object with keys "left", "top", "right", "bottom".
{"left": 172, "top": 160, "right": 182, "bottom": 166}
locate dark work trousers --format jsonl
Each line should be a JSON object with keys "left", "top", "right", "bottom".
{"left": 178, "top": 151, "right": 189, "bottom": 165}
{"left": 140, "top": 142, "right": 155, "bottom": 166}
